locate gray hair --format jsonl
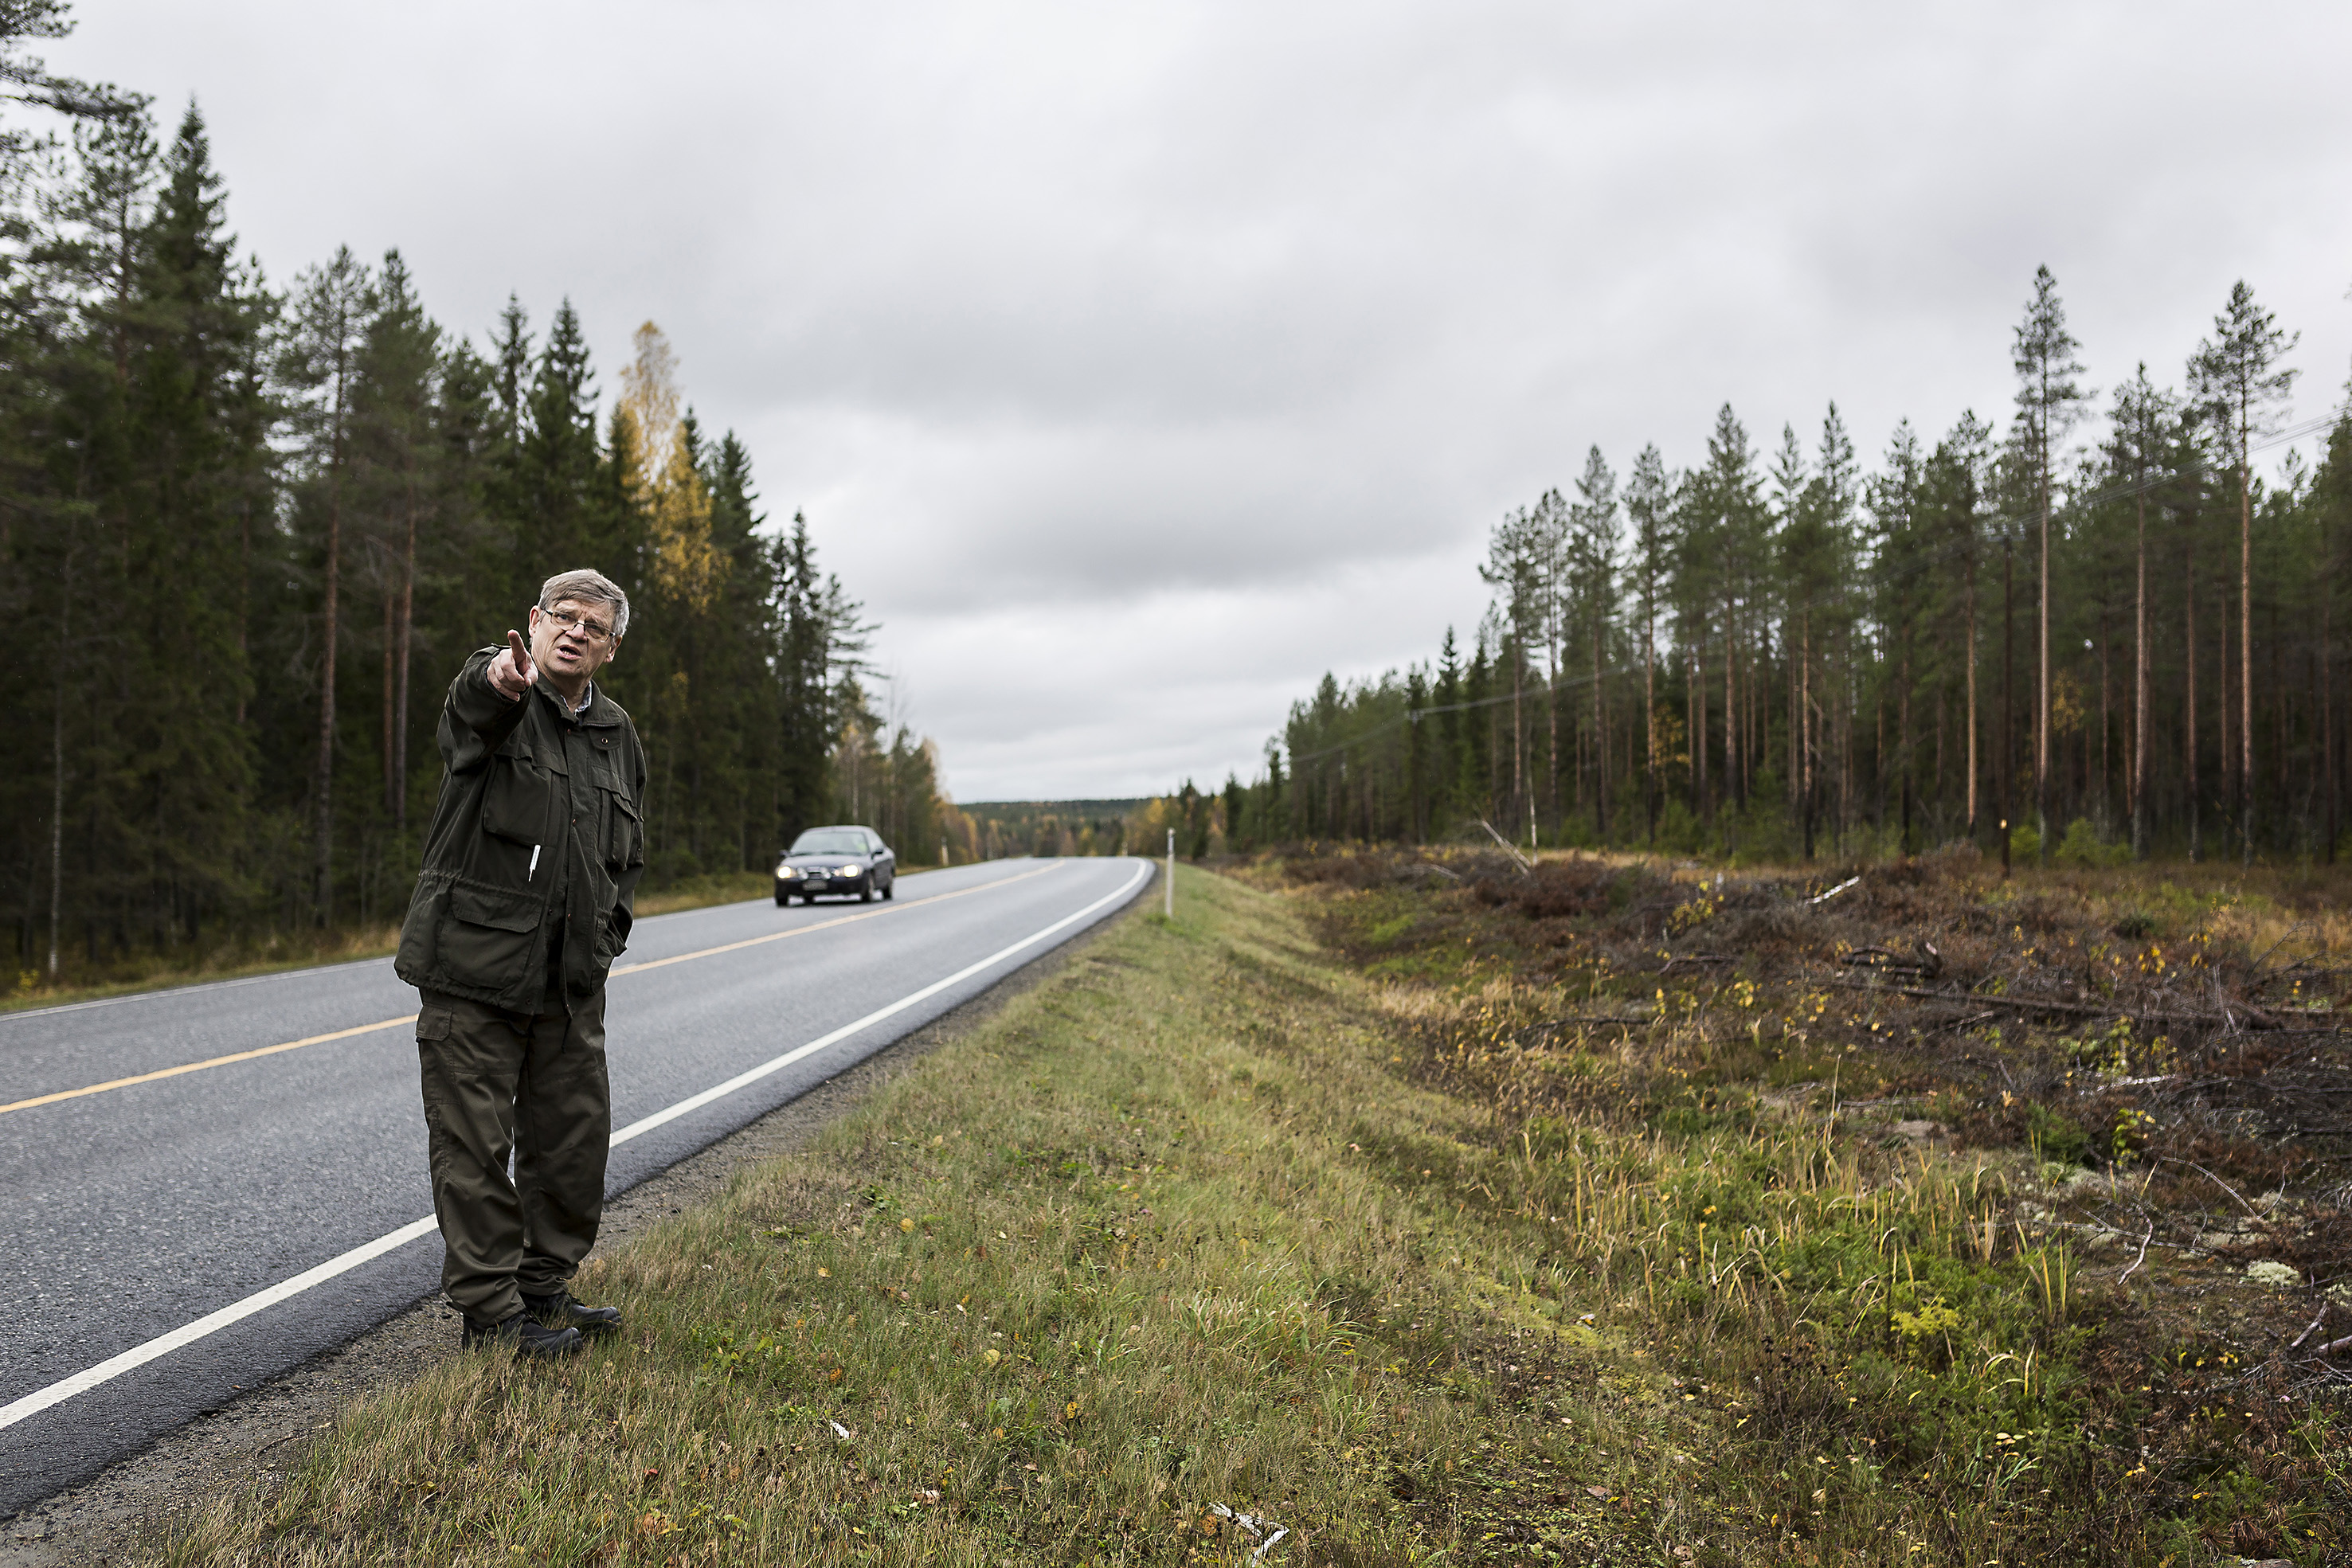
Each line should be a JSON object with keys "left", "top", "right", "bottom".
{"left": 538, "top": 569, "right": 631, "bottom": 640}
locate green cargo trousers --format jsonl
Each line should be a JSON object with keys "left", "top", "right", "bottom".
{"left": 416, "top": 988, "right": 610, "bottom": 1324}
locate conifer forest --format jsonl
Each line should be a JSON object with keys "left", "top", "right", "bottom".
{"left": 0, "top": 49, "right": 957, "bottom": 980}
{"left": 1239, "top": 268, "right": 2352, "bottom": 870}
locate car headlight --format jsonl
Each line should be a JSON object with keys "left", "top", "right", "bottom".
{"left": 778, "top": 866, "right": 799, "bottom": 878}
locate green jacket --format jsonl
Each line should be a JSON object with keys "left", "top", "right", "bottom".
{"left": 396, "top": 647, "right": 648, "bottom": 1015}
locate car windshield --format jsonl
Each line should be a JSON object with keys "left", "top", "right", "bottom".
{"left": 789, "top": 830, "right": 868, "bottom": 856}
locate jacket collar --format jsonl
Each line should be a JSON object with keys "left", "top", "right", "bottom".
{"left": 534, "top": 676, "right": 621, "bottom": 728}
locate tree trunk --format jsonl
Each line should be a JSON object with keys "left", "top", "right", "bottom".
{"left": 315, "top": 431, "right": 345, "bottom": 926}
{"left": 1644, "top": 585, "right": 1657, "bottom": 842}
{"left": 395, "top": 476, "right": 417, "bottom": 834}
{"left": 1722, "top": 601, "right": 1736, "bottom": 822}
{"left": 2098, "top": 609, "right": 2110, "bottom": 820}
{"left": 47, "top": 561, "right": 72, "bottom": 980}
{"left": 2240, "top": 456, "right": 2254, "bottom": 864}
{"left": 2220, "top": 577, "right": 2232, "bottom": 858}
{"left": 2187, "top": 542, "right": 2201, "bottom": 863}
{"left": 2037, "top": 473, "right": 2050, "bottom": 865}
{"left": 1591, "top": 612, "right": 1607, "bottom": 840}
{"left": 381, "top": 569, "right": 395, "bottom": 817}
{"left": 1966, "top": 542, "right": 1978, "bottom": 836}
{"left": 1693, "top": 632, "right": 1708, "bottom": 819}
{"left": 1510, "top": 639, "right": 1523, "bottom": 826}
{"left": 1546, "top": 639, "right": 1559, "bottom": 836}
{"left": 2002, "top": 537, "right": 2014, "bottom": 878}
{"left": 1801, "top": 612, "right": 1814, "bottom": 862}
{"left": 2134, "top": 490, "right": 2148, "bottom": 859}
{"left": 2327, "top": 514, "right": 2338, "bottom": 864}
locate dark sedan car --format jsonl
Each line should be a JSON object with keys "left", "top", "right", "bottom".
{"left": 775, "top": 825, "right": 897, "bottom": 905}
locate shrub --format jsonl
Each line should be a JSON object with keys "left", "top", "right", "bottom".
{"left": 2056, "top": 818, "right": 2131, "bottom": 869}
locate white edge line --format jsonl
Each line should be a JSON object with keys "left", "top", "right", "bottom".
{"left": 0, "top": 1217, "right": 440, "bottom": 1432}
{"left": 607, "top": 858, "right": 1148, "bottom": 1149}
{"left": 0, "top": 858, "right": 1148, "bottom": 1434}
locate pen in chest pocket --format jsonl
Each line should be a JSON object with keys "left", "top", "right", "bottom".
{"left": 529, "top": 844, "right": 541, "bottom": 881}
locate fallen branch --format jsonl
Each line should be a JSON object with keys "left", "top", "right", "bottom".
{"left": 2162, "top": 1157, "right": 2259, "bottom": 1217}
{"left": 2118, "top": 1220, "right": 2155, "bottom": 1286}
{"left": 1809, "top": 875, "right": 1861, "bottom": 906}
{"left": 2289, "top": 1300, "right": 2331, "bottom": 1351}
{"left": 1822, "top": 980, "right": 2291, "bottom": 1030}
{"left": 1474, "top": 818, "right": 1533, "bottom": 874}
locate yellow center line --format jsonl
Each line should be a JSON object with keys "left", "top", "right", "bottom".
{"left": 0, "top": 861, "right": 1070, "bottom": 1117}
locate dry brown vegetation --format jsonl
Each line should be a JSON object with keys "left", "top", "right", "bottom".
{"left": 1255, "top": 843, "right": 2352, "bottom": 1562}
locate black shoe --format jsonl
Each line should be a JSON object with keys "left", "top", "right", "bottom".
{"left": 462, "top": 1312, "right": 583, "bottom": 1358}
{"left": 522, "top": 1288, "right": 622, "bottom": 1335}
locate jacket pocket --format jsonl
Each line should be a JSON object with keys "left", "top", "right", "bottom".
{"left": 604, "top": 789, "right": 644, "bottom": 871}
{"left": 439, "top": 884, "right": 543, "bottom": 987}
{"left": 480, "top": 748, "right": 551, "bottom": 846}
{"left": 595, "top": 905, "right": 633, "bottom": 964}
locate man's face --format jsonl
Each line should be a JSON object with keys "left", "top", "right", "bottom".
{"left": 528, "top": 599, "right": 620, "bottom": 685}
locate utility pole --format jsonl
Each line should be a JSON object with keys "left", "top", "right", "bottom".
{"left": 1165, "top": 828, "right": 1174, "bottom": 920}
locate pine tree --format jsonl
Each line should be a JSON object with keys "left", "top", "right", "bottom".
{"left": 1624, "top": 445, "right": 1673, "bottom": 842}
{"left": 2190, "top": 281, "right": 2297, "bottom": 862}
{"left": 2107, "top": 366, "right": 2175, "bottom": 858}
{"left": 1571, "top": 446, "right": 1618, "bottom": 840}
{"left": 351, "top": 249, "right": 440, "bottom": 834}
{"left": 280, "top": 245, "right": 372, "bottom": 923}
{"left": 2319, "top": 409, "right": 2352, "bottom": 859}
{"left": 2012, "top": 265, "right": 2090, "bottom": 864}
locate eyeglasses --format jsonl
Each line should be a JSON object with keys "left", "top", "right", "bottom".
{"left": 539, "top": 606, "right": 616, "bottom": 646}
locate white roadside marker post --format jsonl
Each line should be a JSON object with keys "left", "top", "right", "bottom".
{"left": 1166, "top": 828, "right": 1175, "bottom": 919}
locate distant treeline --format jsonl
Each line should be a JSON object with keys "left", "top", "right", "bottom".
{"left": 2, "top": 75, "right": 954, "bottom": 977}
{"left": 957, "top": 800, "right": 1148, "bottom": 860}
{"left": 1228, "top": 268, "right": 2352, "bottom": 866}
{"left": 945, "top": 792, "right": 1238, "bottom": 862}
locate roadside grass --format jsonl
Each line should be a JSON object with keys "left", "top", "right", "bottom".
{"left": 2, "top": 870, "right": 784, "bottom": 1015}
{"left": 146, "top": 851, "right": 2350, "bottom": 1565}
{"left": 155, "top": 865, "right": 1732, "bottom": 1566}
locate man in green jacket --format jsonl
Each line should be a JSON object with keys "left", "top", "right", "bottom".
{"left": 397, "top": 568, "right": 647, "bottom": 1358}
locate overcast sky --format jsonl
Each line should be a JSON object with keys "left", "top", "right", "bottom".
{"left": 45, "top": 2, "right": 2352, "bottom": 802}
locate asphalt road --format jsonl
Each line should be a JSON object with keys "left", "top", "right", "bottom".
{"left": 0, "top": 855, "right": 1150, "bottom": 1514}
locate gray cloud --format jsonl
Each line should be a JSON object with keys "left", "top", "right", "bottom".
{"left": 52, "top": 0, "right": 2352, "bottom": 799}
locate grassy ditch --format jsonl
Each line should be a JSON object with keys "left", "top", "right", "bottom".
{"left": 151, "top": 853, "right": 2347, "bottom": 1565}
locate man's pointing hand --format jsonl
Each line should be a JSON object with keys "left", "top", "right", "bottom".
{"left": 488, "top": 628, "right": 534, "bottom": 700}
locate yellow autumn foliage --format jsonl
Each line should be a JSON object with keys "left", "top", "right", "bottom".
{"left": 617, "top": 320, "right": 726, "bottom": 612}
